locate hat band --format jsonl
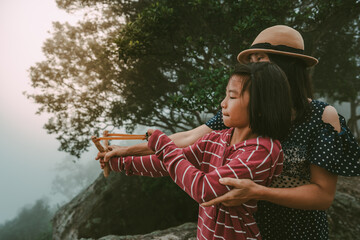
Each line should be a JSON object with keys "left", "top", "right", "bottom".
{"left": 250, "top": 43, "right": 304, "bottom": 55}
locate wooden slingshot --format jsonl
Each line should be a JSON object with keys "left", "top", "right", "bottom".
{"left": 91, "top": 131, "right": 146, "bottom": 178}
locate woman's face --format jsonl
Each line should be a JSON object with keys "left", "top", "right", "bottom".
{"left": 249, "top": 52, "right": 270, "bottom": 63}
{"left": 221, "top": 75, "right": 250, "bottom": 128}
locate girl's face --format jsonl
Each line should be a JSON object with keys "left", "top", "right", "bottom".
{"left": 221, "top": 75, "right": 250, "bottom": 128}
{"left": 249, "top": 52, "right": 270, "bottom": 63}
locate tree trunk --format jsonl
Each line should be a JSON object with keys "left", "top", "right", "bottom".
{"left": 347, "top": 100, "right": 359, "bottom": 140}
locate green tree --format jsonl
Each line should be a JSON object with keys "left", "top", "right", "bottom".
{"left": 27, "top": 0, "right": 360, "bottom": 157}
{"left": 312, "top": 16, "right": 360, "bottom": 137}
{"left": 291, "top": 0, "right": 360, "bottom": 137}
{"left": 27, "top": 8, "right": 123, "bottom": 157}
{"left": 0, "top": 199, "right": 53, "bottom": 240}
{"left": 27, "top": 0, "right": 293, "bottom": 156}
{"left": 111, "top": 0, "right": 291, "bottom": 132}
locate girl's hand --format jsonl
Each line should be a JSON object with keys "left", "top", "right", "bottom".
{"left": 98, "top": 158, "right": 108, "bottom": 170}
{"left": 95, "top": 145, "right": 125, "bottom": 169}
{"left": 201, "top": 178, "right": 264, "bottom": 207}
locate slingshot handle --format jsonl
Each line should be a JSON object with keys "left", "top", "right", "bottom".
{"left": 102, "top": 130, "right": 110, "bottom": 178}
{"left": 91, "top": 135, "right": 110, "bottom": 178}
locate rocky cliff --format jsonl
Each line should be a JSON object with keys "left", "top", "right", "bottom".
{"left": 53, "top": 173, "right": 360, "bottom": 240}
{"left": 52, "top": 172, "right": 198, "bottom": 239}
{"left": 80, "top": 223, "right": 197, "bottom": 240}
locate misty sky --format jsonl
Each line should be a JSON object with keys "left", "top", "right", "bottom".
{"left": 0, "top": 0, "right": 102, "bottom": 224}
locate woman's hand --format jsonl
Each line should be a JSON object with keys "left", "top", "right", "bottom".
{"left": 201, "top": 178, "right": 264, "bottom": 207}
{"left": 146, "top": 129, "right": 155, "bottom": 140}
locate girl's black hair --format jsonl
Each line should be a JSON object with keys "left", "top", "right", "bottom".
{"left": 267, "top": 53, "right": 313, "bottom": 123}
{"left": 231, "top": 62, "right": 292, "bottom": 140}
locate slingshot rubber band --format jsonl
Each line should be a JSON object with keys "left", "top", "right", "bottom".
{"left": 107, "top": 133, "right": 146, "bottom": 137}
{"left": 97, "top": 136, "right": 146, "bottom": 141}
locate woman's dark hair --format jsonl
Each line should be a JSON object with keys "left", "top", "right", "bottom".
{"left": 231, "top": 62, "right": 292, "bottom": 140}
{"left": 267, "top": 53, "right": 313, "bottom": 123}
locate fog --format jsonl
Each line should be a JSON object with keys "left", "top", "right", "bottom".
{"left": 0, "top": 0, "right": 102, "bottom": 224}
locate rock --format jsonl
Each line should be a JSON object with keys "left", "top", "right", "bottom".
{"left": 328, "top": 176, "right": 360, "bottom": 240}
{"left": 52, "top": 172, "right": 198, "bottom": 240}
{"left": 52, "top": 173, "right": 360, "bottom": 240}
{"left": 80, "top": 222, "right": 197, "bottom": 240}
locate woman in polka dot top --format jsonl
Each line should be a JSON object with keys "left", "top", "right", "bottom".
{"left": 201, "top": 26, "right": 360, "bottom": 240}
{"left": 97, "top": 25, "right": 360, "bottom": 240}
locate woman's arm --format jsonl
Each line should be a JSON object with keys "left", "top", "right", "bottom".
{"left": 258, "top": 164, "right": 337, "bottom": 210}
{"left": 169, "top": 124, "right": 213, "bottom": 147}
{"left": 96, "top": 125, "right": 212, "bottom": 162}
{"left": 202, "top": 164, "right": 337, "bottom": 210}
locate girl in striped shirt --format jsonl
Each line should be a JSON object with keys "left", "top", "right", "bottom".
{"left": 100, "top": 62, "right": 292, "bottom": 239}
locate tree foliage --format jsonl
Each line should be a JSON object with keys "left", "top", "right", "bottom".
{"left": 27, "top": 0, "right": 360, "bottom": 157}
{"left": 27, "top": 8, "right": 123, "bottom": 157}
{"left": 0, "top": 199, "right": 53, "bottom": 240}
{"left": 312, "top": 14, "right": 360, "bottom": 136}
{"left": 111, "top": 0, "right": 290, "bottom": 132}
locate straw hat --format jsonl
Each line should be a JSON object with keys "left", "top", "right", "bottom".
{"left": 237, "top": 25, "right": 318, "bottom": 67}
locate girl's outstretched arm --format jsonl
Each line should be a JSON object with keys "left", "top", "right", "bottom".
{"left": 107, "top": 154, "right": 169, "bottom": 177}
{"left": 103, "top": 127, "right": 212, "bottom": 177}
{"left": 96, "top": 125, "right": 212, "bottom": 161}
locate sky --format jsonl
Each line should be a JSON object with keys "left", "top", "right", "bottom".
{"left": 0, "top": 0, "right": 101, "bottom": 224}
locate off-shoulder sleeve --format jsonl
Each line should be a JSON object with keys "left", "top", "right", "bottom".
{"left": 309, "top": 113, "right": 360, "bottom": 176}
{"left": 205, "top": 110, "right": 229, "bottom": 130}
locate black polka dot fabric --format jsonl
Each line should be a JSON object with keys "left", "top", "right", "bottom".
{"left": 281, "top": 100, "right": 360, "bottom": 177}
{"left": 205, "top": 110, "right": 228, "bottom": 130}
{"left": 255, "top": 201, "right": 329, "bottom": 240}
{"left": 205, "top": 100, "right": 360, "bottom": 239}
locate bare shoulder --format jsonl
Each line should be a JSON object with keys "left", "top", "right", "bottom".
{"left": 321, "top": 105, "right": 341, "bottom": 133}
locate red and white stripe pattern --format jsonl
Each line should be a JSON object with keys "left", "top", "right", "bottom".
{"left": 109, "top": 128, "right": 283, "bottom": 240}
